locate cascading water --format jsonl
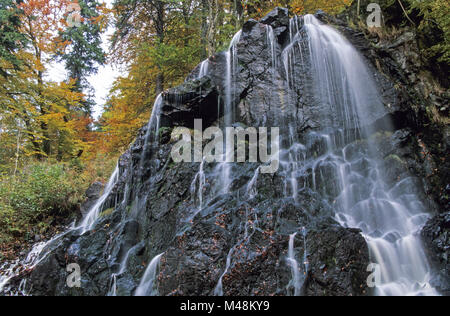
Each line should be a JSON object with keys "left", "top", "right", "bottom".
{"left": 0, "top": 229, "right": 73, "bottom": 294}
{"left": 79, "top": 165, "right": 120, "bottom": 233}
{"left": 214, "top": 205, "right": 259, "bottom": 296}
{"left": 190, "top": 158, "right": 206, "bottom": 215}
{"left": 286, "top": 227, "right": 308, "bottom": 296}
{"left": 281, "top": 14, "right": 437, "bottom": 296}
{"left": 140, "top": 94, "right": 164, "bottom": 167}
{"left": 198, "top": 59, "right": 210, "bottom": 79}
{"left": 246, "top": 166, "right": 261, "bottom": 199}
{"left": 224, "top": 30, "right": 242, "bottom": 128}
{"left": 0, "top": 241, "right": 48, "bottom": 294}
{"left": 219, "top": 30, "right": 242, "bottom": 194}
{"left": 287, "top": 233, "right": 301, "bottom": 296}
{"left": 214, "top": 248, "right": 233, "bottom": 296}
{"left": 0, "top": 174, "right": 119, "bottom": 294}
{"left": 135, "top": 253, "right": 164, "bottom": 296}
{"left": 289, "top": 15, "right": 301, "bottom": 42}
{"left": 126, "top": 93, "right": 164, "bottom": 219}
{"left": 108, "top": 243, "right": 143, "bottom": 296}
{"left": 266, "top": 25, "right": 277, "bottom": 73}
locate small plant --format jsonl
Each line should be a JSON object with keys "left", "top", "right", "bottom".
{"left": 99, "top": 208, "right": 115, "bottom": 218}
{"left": 0, "top": 161, "right": 91, "bottom": 250}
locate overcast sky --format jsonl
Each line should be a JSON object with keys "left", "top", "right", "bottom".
{"left": 47, "top": 0, "right": 123, "bottom": 120}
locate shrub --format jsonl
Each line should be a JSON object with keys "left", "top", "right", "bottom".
{"left": 0, "top": 162, "right": 86, "bottom": 241}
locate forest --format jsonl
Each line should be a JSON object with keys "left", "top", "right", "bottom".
{"left": 0, "top": 0, "right": 448, "bottom": 297}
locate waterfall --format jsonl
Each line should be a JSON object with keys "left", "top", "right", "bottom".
{"left": 287, "top": 233, "right": 301, "bottom": 296}
{"left": 0, "top": 229, "right": 72, "bottom": 294}
{"left": 220, "top": 30, "right": 242, "bottom": 193}
{"left": 108, "top": 274, "right": 118, "bottom": 296}
{"left": 224, "top": 30, "right": 242, "bottom": 128}
{"left": 214, "top": 248, "right": 234, "bottom": 296}
{"left": 198, "top": 59, "right": 210, "bottom": 79}
{"left": 281, "top": 14, "right": 437, "bottom": 296}
{"left": 266, "top": 25, "right": 277, "bottom": 71}
{"left": 301, "top": 227, "right": 309, "bottom": 280}
{"left": 246, "top": 166, "right": 261, "bottom": 199}
{"left": 289, "top": 16, "right": 301, "bottom": 42}
{"left": 108, "top": 243, "right": 145, "bottom": 296}
{"left": 139, "top": 94, "right": 163, "bottom": 167}
{"left": 0, "top": 242, "right": 47, "bottom": 294}
{"left": 286, "top": 227, "right": 308, "bottom": 296}
{"left": 191, "top": 158, "right": 206, "bottom": 212}
{"left": 79, "top": 165, "right": 120, "bottom": 233}
{"left": 135, "top": 253, "right": 164, "bottom": 296}
{"left": 6, "top": 10, "right": 440, "bottom": 297}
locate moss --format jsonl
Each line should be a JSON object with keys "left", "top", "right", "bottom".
{"left": 158, "top": 127, "right": 172, "bottom": 137}
{"left": 371, "top": 131, "right": 393, "bottom": 140}
{"left": 385, "top": 154, "right": 405, "bottom": 164}
{"left": 99, "top": 208, "right": 114, "bottom": 218}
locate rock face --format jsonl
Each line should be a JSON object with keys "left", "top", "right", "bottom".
{"left": 80, "top": 182, "right": 104, "bottom": 218}
{"left": 422, "top": 212, "right": 450, "bottom": 295}
{"left": 2, "top": 8, "right": 447, "bottom": 296}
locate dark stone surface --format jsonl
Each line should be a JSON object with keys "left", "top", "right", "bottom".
{"left": 260, "top": 7, "right": 289, "bottom": 43}
{"left": 421, "top": 212, "right": 450, "bottom": 296}
{"left": 161, "top": 77, "right": 220, "bottom": 129}
{"left": 80, "top": 182, "right": 104, "bottom": 218}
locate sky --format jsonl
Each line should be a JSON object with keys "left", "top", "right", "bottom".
{"left": 47, "top": 0, "right": 123, "bottom": 120}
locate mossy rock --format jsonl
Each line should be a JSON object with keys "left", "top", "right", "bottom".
{"left": 99, "top": 208, "right": 115, "bottom": 218}
{"left": 385, "top": 154, "right": 405, "bottom": 165}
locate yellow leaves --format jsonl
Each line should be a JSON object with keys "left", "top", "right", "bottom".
{"left": 290, "top": 0, "right": 353, "bottom": 15}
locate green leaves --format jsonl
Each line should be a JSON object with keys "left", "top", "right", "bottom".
{"left": 0, "top": 0, "right": 28, "bottom": 77}
{"left": 0, "top": 162, "right": 85, "bottom": 241}
{"left": 57, "top": 0, "right": 106, "bottom": 114}
{"left": 407, "top": 0, "right": 450, "bottom": 64}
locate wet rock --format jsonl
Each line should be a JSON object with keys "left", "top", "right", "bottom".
{"left": 421, "top": 212, "right": 450, "bottom": 295}
{"left": 260, "top": 7, "right": 288, "bottom": 29}
{"left": 80, "top": 182, "right": 104, "bottom": 218}
{"left": 305, "top": 226, "right": 370, "bottom": 296}
{"left": 161, "top": 77, "right": 220, "bottom": 129}
{"left": 260, "top": 7, "right": 289, "bottom": 43}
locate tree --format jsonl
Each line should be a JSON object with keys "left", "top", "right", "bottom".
{"left": 407, "top": 0, "right": 449, "bottom": 65}
{"left": 57, "top": 0, "right": 107, "bottom": 114}
{"left": 112, "top": 0, "right": 169, "bottom": 95}
{"left": 0, "top": 0, "right": 27, "bottom": 77}
{"left": 0, "top": 0, "right": 96, "bottom": 161}
{"left": 18, "top": 0, "right": 67, "bottom": 156}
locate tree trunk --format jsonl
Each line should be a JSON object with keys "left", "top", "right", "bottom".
{"left": 153, "top": 0, "right": 165, "bottom": 94}
{"left": 206, "top": 0, "right": 219, "bottom": 56}
{"left": 232, "top": 0, "right": 244, "bottom": 28}
{"left": 22, "top": 111, "right": 43, "bottom": 160}
{"left": 201, "top": 0, "right": 208, "bottom": 58}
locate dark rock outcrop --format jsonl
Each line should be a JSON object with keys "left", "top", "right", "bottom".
{"left": 422, "top": 212, "right": 450, "bottom": 295}
{"left": 161, "top": 77, "right": 220, "bottom": 129}
{"left": 80, "top": 182, "right": 104, "bottom": 218}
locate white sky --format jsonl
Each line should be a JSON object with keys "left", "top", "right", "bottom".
{"left": 47, "top": 0, "right": 123, "bottom": 120}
